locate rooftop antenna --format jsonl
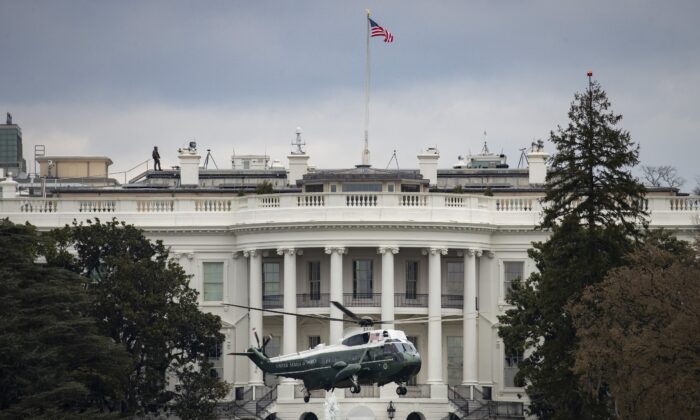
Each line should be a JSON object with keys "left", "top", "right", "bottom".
{"left": 291, "top": 127, "right": 306, "bottom": 154}
{"left": 6, "top": 112, "right": 12, "bottom": 125}
{"left": 481, "top": 131, "right": 489, "bottom": 154}
{"left": 203, "top": 149, "right": 218, "bottom": 169}
{"left": 385, "top": 149, "right": 400, "bottom": 171}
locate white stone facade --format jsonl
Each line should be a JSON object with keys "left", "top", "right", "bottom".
{"left": 1, "top": 191, "right": 698, "bottom": 420}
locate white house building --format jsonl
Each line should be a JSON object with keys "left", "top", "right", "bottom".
{"left": 1, "top": 139, "right": 698, "bottom": 420}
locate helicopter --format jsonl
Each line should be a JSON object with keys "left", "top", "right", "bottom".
{"left": 225, "top": 301, "right": 422, "bottom": 403}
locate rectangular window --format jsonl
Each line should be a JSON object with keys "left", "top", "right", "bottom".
{"left": 353, "top": 259, "right": 373, "bottom": 298}
{"left": 308, "top": 261, "right": 321, "bottom": 300}
{"left": 305, "top": 184, "right": 323, "bottom": 193}
{"left": 407, "top": 336, "right": 418, "bottom": 385}
{"left": 447, "top": 336, "right": 463, "bottom": 386}
{"left": 504, "top": 261, "right": 524, "bottom": 297}
{"left": 263, "top": 262, "right": 281, "bottom": 296}
{"left": 447, "top": 261, "right": 464, "bottom": 295}
{"left": 308, "top": 335, "right": 321, "bottom": 349}
{"left": 207, "top": 343, "right": 223, "bottom": 379}
{"left": 202, "top": 262, "right": 224, "bottom": 301}
{"left": 405, "top": 261, "right": 418, "bottom": 299}
{"left": 400, "top": 184, "right": 420, "bottom": 192}
{"left": 330, "top": 184, "right": 337, "bottom": 193}
{"left": 504, "top": 348, "right": 523, "bottom": 388}
{"left": 342, "top": 183, "right": 382, "bottom": 192}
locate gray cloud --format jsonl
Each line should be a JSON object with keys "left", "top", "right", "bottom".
{"left": 1, "top": 0, "right": 699, "bottom": 189}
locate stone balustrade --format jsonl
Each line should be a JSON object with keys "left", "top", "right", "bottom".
{"left": 0, "top": 193, "right": 697, "bottom": 230}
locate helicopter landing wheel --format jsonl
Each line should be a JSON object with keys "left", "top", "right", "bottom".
{"left": 350, "top": 384, "right": 361, "bottom": 394}
{"left": 303, "top": 394, "right": 310, "bottom": 403}
{"left": 396, "top": 386, "right": 407, "bottom": 396}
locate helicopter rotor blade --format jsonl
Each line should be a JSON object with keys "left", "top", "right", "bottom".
{"left": 228, "top": 352, "right": 254, "bottom": 356}
{"left": 223, "top": 303, "right": 346, "bottom": 323}
{"left": 263, "top": 335, "right": 271, "bottom": 347}
{"left": 254, "top": 330, "right": 261, "bottom": 348}
{"left": 330, "top": 301, "right": 362, "bottom": 322}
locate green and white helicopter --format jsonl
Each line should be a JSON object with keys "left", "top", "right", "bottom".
{"left": 225, "top": 301, "right": 422, "bottom": 403}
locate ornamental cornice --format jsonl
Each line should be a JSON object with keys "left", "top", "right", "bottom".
{"left": 229, "top": 222, "right": 500, "bottom": 234}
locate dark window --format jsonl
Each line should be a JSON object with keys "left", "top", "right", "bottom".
{"left": 308, "top": 335, "right": 321, "bottom": 349}
{"left": 407, "top": 336, "right": 418, "bottom": 385}
{"left": 308, "top": 261, "right": 321, "bottom": 300}
{"left": 305, "top": 184, "right": 323, "bottom": 193}
{"left": 401, "top": 184, "right": 420, "bottom": 192}
{"left": 353, "top": 259, "right": 373, "bottom": 297}
{"left": 342, "top": 332, "right": 370, "bottom": 346}
{"left": 405, "top": 261, "right": 418, "bottom": 299}
{"left": 342, "top": 183, "right": 382, "bottom": 192}
{"left": 263, "top": 262, "right": 280, "bottom": 296}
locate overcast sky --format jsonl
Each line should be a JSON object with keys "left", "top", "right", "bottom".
{"left": 1, "top": 0, "right": 698, "bottom": 190}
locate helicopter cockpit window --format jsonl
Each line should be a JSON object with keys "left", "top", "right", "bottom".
{"left": 403, "top": 343, "right": 416, "bottom": 353}
{"left": 383, "top": 343, "right": 401, "bottom": 354}
{"left": 342, "top": 332, "right": 370, "bottom": 347}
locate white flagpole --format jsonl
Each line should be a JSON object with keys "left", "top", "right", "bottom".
{"left": 362, "top": 9, "right": 371, "bottom": 166}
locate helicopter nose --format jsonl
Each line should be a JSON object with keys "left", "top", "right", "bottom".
{"left": 412, "top": 353, "right": 422, "bottom": 375}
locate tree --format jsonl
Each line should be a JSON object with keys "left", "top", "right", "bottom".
{"left": 640, "top": 165, "right": 685, "bottom": 189}
{"left": 693, "top": 176, "right": 700, "bottom": 195}
{"left": 44, "top": 219, "right": 229, "bottom": 417}
{"left": 499, "top": 79, "right": 646, "bottom": 419}
{"left": 256, "top": 181, "right": 274, "bottom": 194}
{"left": 570, "top": 233, "right": 700, "bottom": 419}
{"left": 0, "top": 219, "right": 131, "bottom": 419}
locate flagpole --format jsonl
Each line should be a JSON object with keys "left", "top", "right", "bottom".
{"left": 362, "top": 8, "right": 371, "bottom": 166}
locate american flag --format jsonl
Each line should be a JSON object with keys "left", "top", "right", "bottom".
{"left": 369, "top": 17, "right": 393, "bottom": 43}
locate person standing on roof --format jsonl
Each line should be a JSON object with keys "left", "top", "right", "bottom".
{"left": 152, "top": 146, "right": 161, "bottom": 171}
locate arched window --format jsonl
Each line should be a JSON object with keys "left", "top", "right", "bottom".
{"left": 407, "top": 412, "right": 425, "bottom": 420}
{"left": 300, "top": 413, "right": 318, "bottom": 420}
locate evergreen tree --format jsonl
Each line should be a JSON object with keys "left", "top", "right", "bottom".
{"left": 44, "top": 218, "right": 230, "bottom": 417}
{"left": 0, "top": 219, "right": 131, "bottom": 419}
{"left": 498, "top": 78, "right": 646, "bottom": 419}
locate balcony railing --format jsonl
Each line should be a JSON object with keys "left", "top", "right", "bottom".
{"left": 442, "top": 294, "right": 463, "bottom": 309}
{"left": 344, "top": 385, "right": 380, "bottom": 398}
{"left": 395, "top": 293, "right": 428, "bottom": 307}
{"left": 2, "top": 194, "right": 696, "bottom": 230}
{"left": 262, "top": 294, "right": 282, "bottom": 309}
{"left": 297, "top": 293, "right": 329, "bottom": 308}
{"left": 398, "top": 384, "right": 431, "bottom": 398}
{"left": 343, "top": 293, "right": 381, "bottom": 307}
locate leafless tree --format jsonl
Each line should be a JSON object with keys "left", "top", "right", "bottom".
{"left": 693, "top": 176, "right": 700, "bottom": 195}
{"left": 641, "top": 165, "right": 685, "bottom": 188}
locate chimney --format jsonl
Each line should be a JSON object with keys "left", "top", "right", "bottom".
{"left": 287, "top": 127, "right": 309, "bottom": 186}
{"left": 527, "top": 141, "right": 549, "bottom": 185}
{"left": 0, "top": 174, "right": 18, "bottom": 199}
{"left": 417, "top": 147, "right": 440, "bottom": 186}
{"left": 178, "top": 142, "right": 201, "bottom": 187}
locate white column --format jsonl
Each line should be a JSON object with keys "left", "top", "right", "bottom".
{"left": 244, "top": 249, "right": 264, "bottom": 386}
{"left": 326, "top": 247, "right": 346, "bottom": 344}
{"left": 427, "top": 247, "right": 447, "bottom": 385}
{"left": 463, "top": 249, "right": 480, "bottom": 386}
{"left": 378, "top": 247, "right": 398, "bottom": 329}
{"left": 278, "top": 248, "right": 298, "bottom": 356}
